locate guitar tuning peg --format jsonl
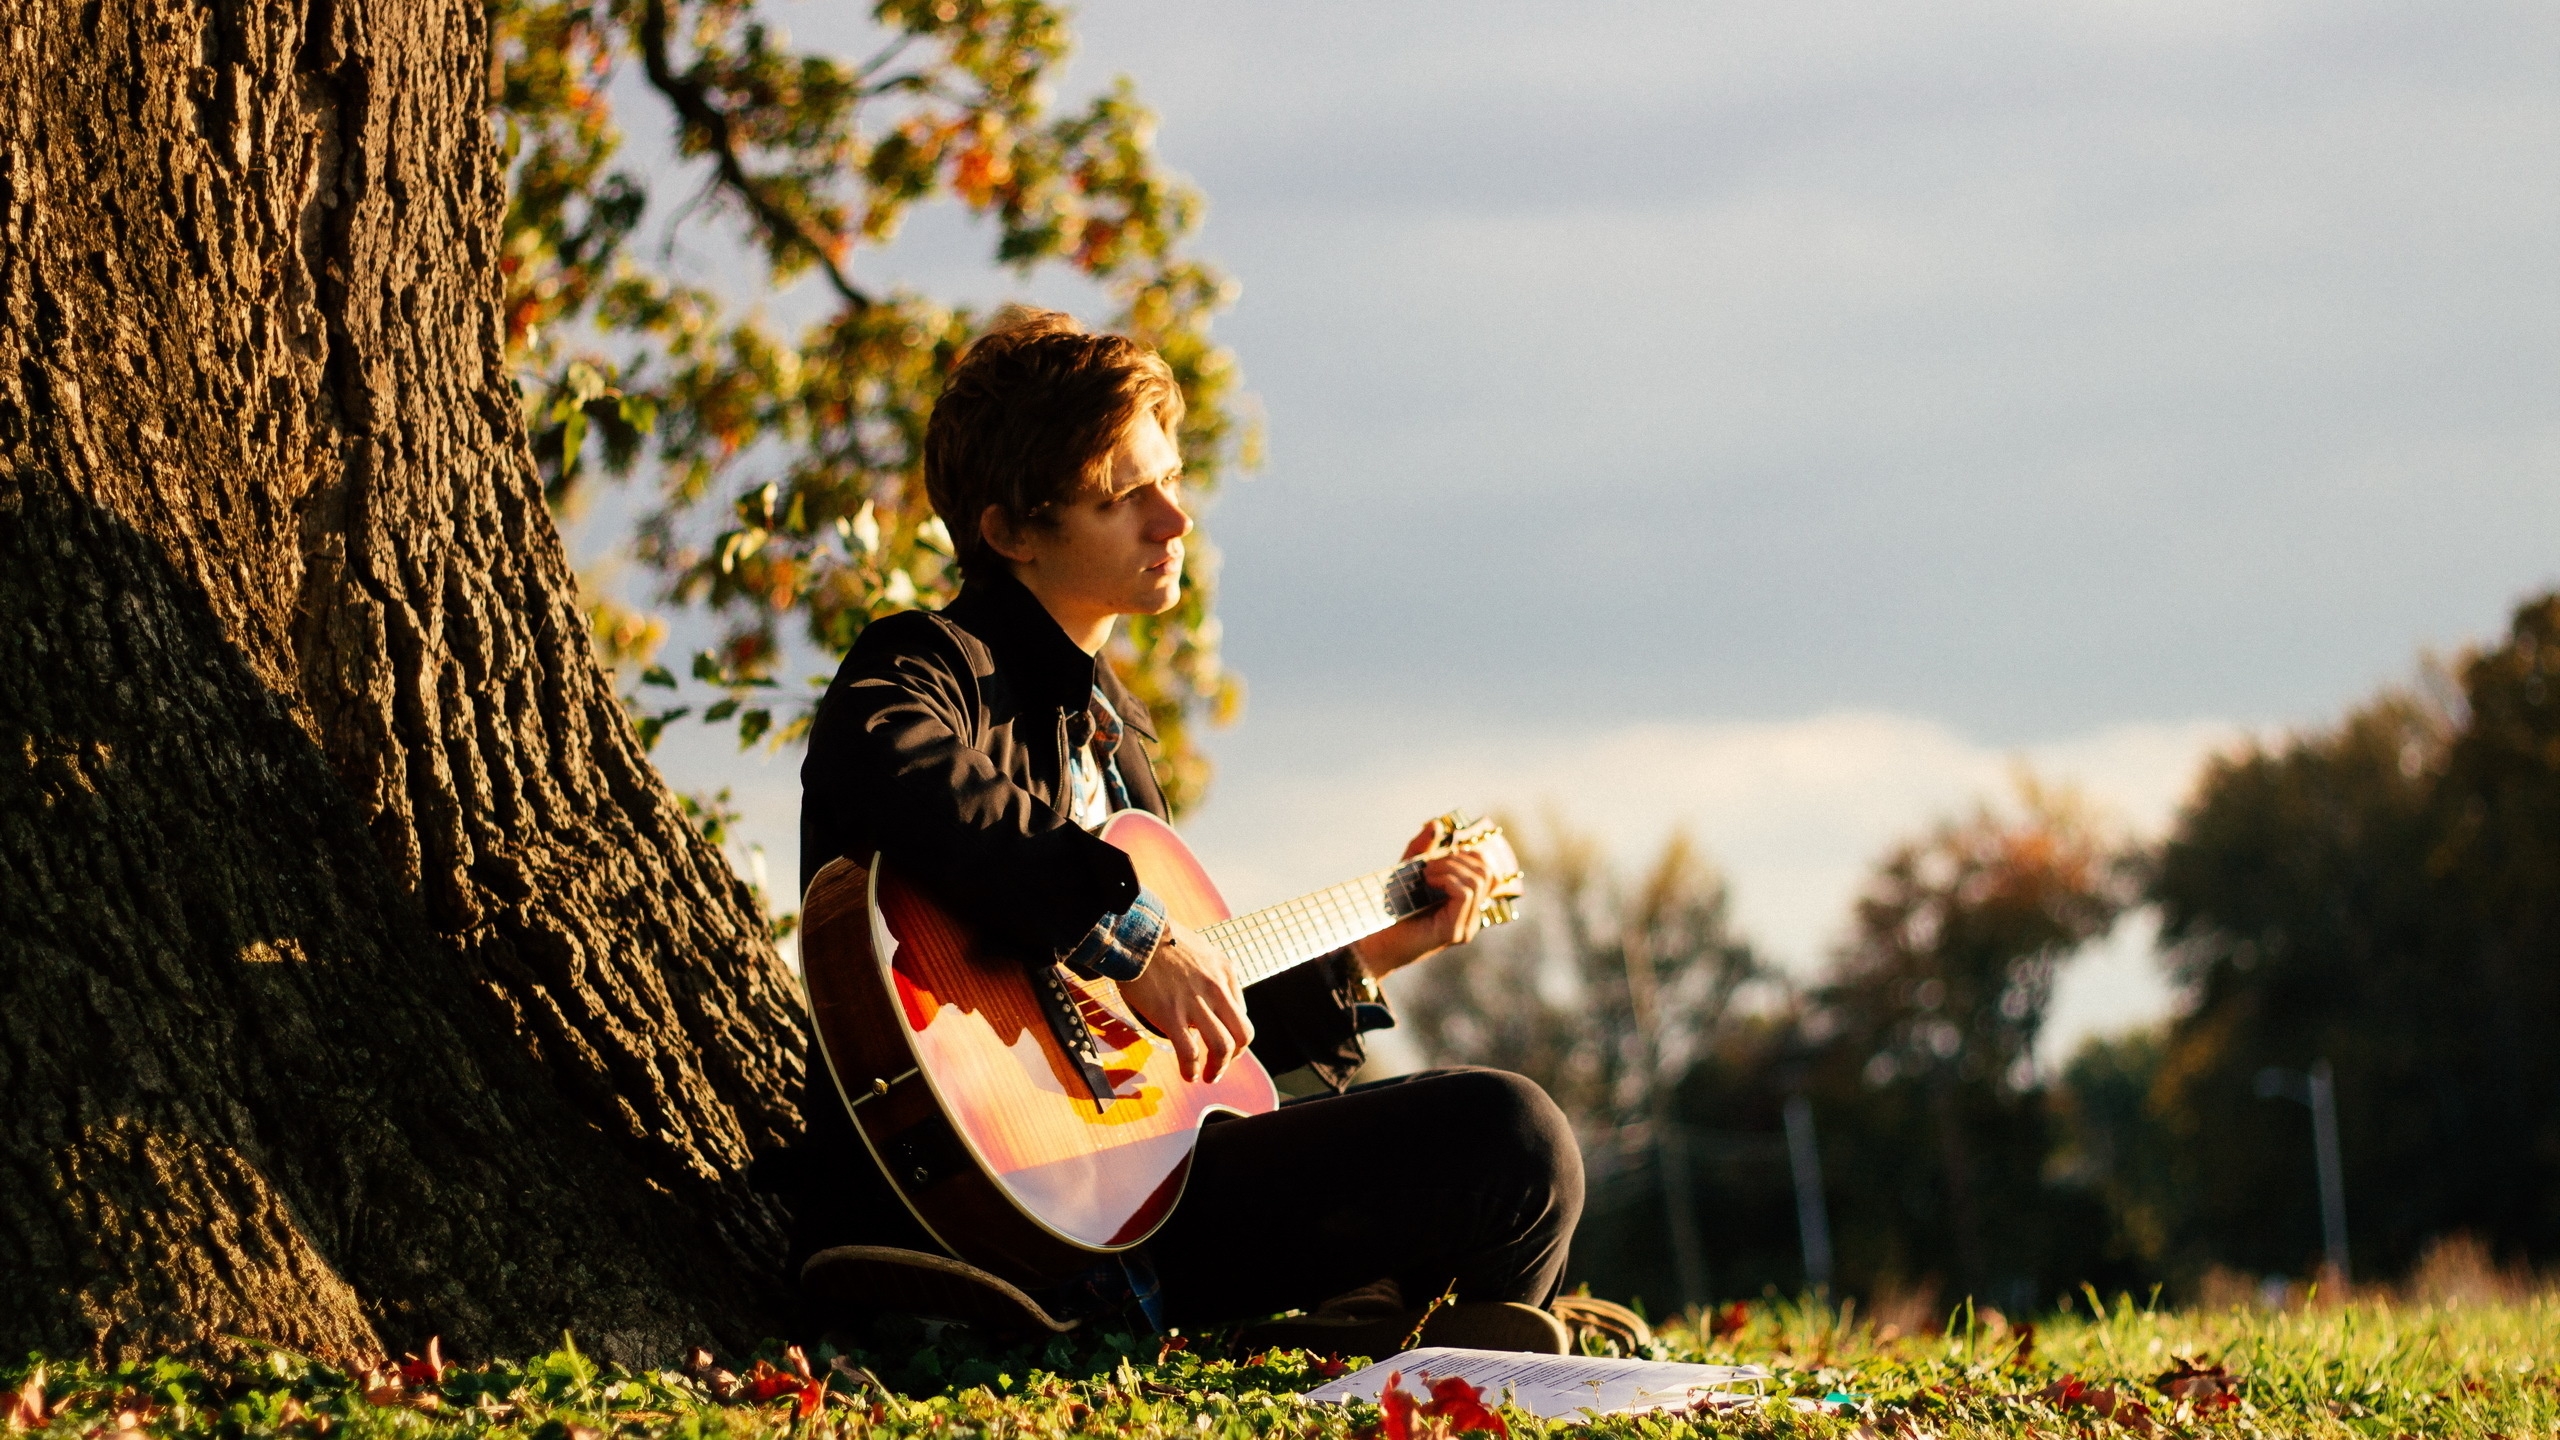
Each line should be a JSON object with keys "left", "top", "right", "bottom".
{"left": 1485, "top": 897, "right": 1519, "bottom": 927}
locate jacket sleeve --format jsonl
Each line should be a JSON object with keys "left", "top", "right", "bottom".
{"left": 803, "top": 627, "right": 1143, "bottom": 958}
{"left": 1243, "top": 949, "right": 1395, "bottom": 1092}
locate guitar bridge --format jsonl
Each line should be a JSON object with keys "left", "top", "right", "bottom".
{"left": 1033, "top": 964, "right": 1118, "bottom": 1113}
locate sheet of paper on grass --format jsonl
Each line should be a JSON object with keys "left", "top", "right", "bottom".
{"left": 1301, "top": 1348, "right": 1770, "bottom": 1420}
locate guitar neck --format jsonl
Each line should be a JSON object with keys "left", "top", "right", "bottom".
{"left": 1201, "top": 859, "right": 1437, "bottom": 988}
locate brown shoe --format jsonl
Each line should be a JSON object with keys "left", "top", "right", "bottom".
{"left": 1239, "top": 1301, "right": 1568, "bottom": 1357}
{"left": 1549, "top": 1294, "right": 1652, "bottom": 1354}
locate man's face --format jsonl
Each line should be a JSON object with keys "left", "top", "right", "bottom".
{"left": 986, "top": 410, "right": 1192, "bottom": 643}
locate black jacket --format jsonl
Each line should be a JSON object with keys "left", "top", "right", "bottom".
{"left": 778, "top": 573, "right": 1382, "bottom": 1263}
{"left": 801, "top": 571, "right": 1166, "bottom": 957}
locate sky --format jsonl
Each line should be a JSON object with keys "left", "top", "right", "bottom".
{"left": 601, "top": 0, "right": 2560, "bottom": 1067}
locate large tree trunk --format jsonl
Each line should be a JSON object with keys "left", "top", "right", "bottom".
{"left": 0, "top": 0, "right": 806, "bottom": 1364}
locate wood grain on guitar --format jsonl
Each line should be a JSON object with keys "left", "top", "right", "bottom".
{"left": 801, "top": 811, "right": 1525, "bottom": 1288}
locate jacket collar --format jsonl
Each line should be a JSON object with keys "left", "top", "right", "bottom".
{"left": 942, "top": 571, "right": 1157, "bottom": 739}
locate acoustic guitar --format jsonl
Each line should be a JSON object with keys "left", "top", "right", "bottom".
{"left": 798, "top": 811, "right": 1524, "bottom": 1289}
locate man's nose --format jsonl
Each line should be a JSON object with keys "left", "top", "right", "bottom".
{"left": 1145, "top": 484, "right": 1193, "bottom": 542}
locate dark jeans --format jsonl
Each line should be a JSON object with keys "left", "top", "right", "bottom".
{"left": 1143, "top": 1067, "right": 1585, "bottom": 1327}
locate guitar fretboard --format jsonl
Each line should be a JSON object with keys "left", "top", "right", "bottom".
{"left": 1202, "top": 859, "right": 1439, "bottom": 987}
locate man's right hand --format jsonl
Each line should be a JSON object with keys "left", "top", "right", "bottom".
{"left": 1116, "top": 920, "right": 1254, "bottom": 1083}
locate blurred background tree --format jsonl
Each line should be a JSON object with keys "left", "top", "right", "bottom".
{"left": 1394, "top": 820, "right": 1774, "bottom": 1311}
{"left": 1783, "top": 778, "right": 2133, "bottom": 1315}
{"left": 2121, "top": 589, "right": 2560, "bottom": 1288}
{"left": 1403, "top": 786, "right": 2137, "bottom": 1315}
{"left": 490, "top": 0, "right": 1249, "bottom": 812}
{"left": 1398, "top": 822, "right": 1762, "bottom": 1128}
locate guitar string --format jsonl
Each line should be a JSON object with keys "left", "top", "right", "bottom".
{"left": 1207, "top": 859, "right": 1437, "bottom": 987}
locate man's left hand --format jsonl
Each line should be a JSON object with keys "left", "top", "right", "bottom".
{"left": 1347, "top": 820, "right": 1500, "bottom": 982}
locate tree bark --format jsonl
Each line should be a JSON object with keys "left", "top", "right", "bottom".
{"left": 0, "top": 0, "right": 806, "bottom": 1364}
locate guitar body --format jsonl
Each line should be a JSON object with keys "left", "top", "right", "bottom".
{"left": 800, "top": 811, "right": 1278, "bottom": 1288}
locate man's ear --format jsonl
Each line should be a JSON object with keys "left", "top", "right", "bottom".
{"left": 979, "top": 504, "right": 1035, "bottom": 566}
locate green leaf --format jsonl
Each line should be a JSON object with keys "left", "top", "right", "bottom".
{"left": 634, "top": 706, "right": 689, "bottom": 751}
{"left": 565, "top": 358, "right": 608, "bottom": 405}
{"left": 691, "top": 650, "right": 724, "bottom": 683}
{"left": 639, "top": 664, "right": 677, "bottom": 689}
{"left": 738, "top": 708, "right": 773, "bottom": 746}
{"left": 703, "top": 697, "right": 741, "bottom": 722}
{"left": 557, "top": 408, "right": 588, "bottom": 476}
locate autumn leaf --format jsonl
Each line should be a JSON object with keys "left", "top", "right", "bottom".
{"left": 5, "top": 1369, "right": 50, "bottom": 1432}
{"left": 398, "top": 1336, "right": 447, "bottom": 1387}
{"left": 1710, "top": 1301, "right": 1752, "bottom": 1340}
{"left": 1357, "top": 1372, "right": 1506, "bottom": 1440}
{"left": 1422, "top": 1376, "right": 1508, "bottom": 1439}
{"left": 2155, "top": 1357, "right": 2241, "bottom": 1412}
{"left": 2040, "top": 1376, "right": 2155, "bottom": 1435}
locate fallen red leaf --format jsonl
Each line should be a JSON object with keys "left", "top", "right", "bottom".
{"left": 1710, "top": 1301, "right": 1751, "bottom": 1340}
{"left": 398, "top": 1336, "right": 447, "bottom": 1387}
{"left": 1424, "top": 1375, "right": 1508, "bottom": 1439}
{"left": 6, "top": 1370, "right": 50, "bottom": 1432}
{"left": 1357, "top": 1372, "right": 1506, "bottom": 1440}
{"left": 2156, "top": 1357, "right": 2240, "bottom": 1411}
{"left": 1378, "top": 1372, "right": 1417, "bottom": 1440}
{"left": 2040, "top": 1377, "right": 2155, "bottom": 1435}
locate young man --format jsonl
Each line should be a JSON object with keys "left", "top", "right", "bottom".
{"left": 788, "top": 310, "right": 1585, "bottom": 1350}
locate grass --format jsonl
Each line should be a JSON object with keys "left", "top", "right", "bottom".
{"left": 7, "top": 1293, "right": 2555, "bottom": 1440}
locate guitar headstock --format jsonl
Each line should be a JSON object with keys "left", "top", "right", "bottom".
{"left": 1423, "top": 812, "right": 1527, "bottom": 928}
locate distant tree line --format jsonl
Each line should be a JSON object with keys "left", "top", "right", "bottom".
{"left": 1397, "top": 589, "right": 2560, "bottom": 1316}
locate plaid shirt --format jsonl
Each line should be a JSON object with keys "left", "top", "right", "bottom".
{"left": 1059, "top": 685, "right": 1165, "bottom": 983}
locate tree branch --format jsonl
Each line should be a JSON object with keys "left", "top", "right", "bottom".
{"left": 636, "top": 0, "right": 872, "bottom": 312}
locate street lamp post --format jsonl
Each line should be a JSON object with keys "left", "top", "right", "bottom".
{"left": 1781, "top": 1092, "right": 1834, "bottom": 1294}
{"left": 1621, "top": 923, "right": 1707, "bottom": 1311}
{"left": 2255, "top": 1058, "right": 2350, "bottom": 1284}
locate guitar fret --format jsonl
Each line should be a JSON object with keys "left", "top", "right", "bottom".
{"left": 1206, "top": 858, "right": 1445, "bottom": 989}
